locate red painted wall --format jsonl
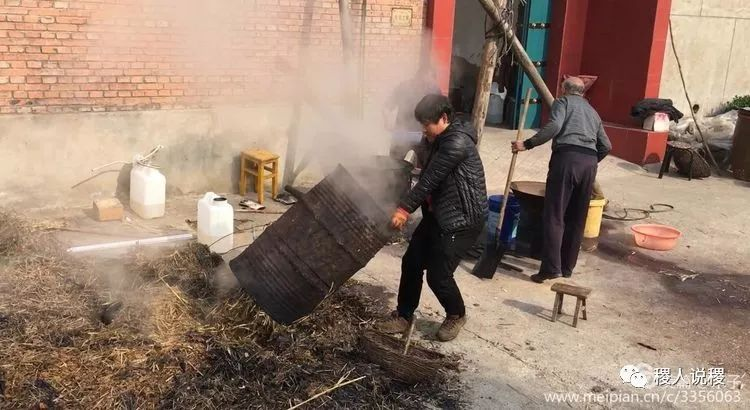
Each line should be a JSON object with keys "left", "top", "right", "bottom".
{"left": 580, "top": 0, "right": 671, "bottom": 125}
{"left": 426, "top": 0, "right": 455, "bottom": 94}
{"left": 546, "top": 0, "right": 590, "bottom": 100}
{"left": 545, "top": 0, "right": 671, "bottom": 126}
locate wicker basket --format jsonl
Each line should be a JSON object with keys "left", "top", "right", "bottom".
{"left": 673, "top": 148, "right": 711, "bottom": 178}
{"left": 361, "top": 331, "right": 452, "bottom": 384}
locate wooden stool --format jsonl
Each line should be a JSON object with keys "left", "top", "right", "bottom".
{"left": 240, "top": 149, "right": 279, "bottom": 204}
{"left": 550, "top": 282, "right": 592, "bottom": 328}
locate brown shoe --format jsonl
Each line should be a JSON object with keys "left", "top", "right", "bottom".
{"left": 437, "top": 315, "right": 467, "bottom": 342}
{"left": 376, "top": 311, "right": 409, "bottom": 334}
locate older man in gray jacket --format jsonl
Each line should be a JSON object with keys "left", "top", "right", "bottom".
{"left": 512, "top": 77, "right": 612, "bottom": 283}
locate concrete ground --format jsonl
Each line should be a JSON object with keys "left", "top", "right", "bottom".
{"left": 352, "top": 127, "right": 749, "bottom": 409}
{"left": 5, "top": 126, "right": 749, "bottom": 409}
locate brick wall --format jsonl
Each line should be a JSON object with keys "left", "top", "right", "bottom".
{"left": 0, "top": 0, "right": 426, "bottom": 114}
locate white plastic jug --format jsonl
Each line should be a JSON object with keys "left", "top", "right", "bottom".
{"left": 487, "top": 82, "right": 507, "bottom": 125}
{"left": 197, "top": 193, "right": 234, "bottom": 253}
{"left": 130, "top": 157, "right": 166, "bottom": 219}
{"left": 197, "top": 192, "right": 217, "bottom": 244}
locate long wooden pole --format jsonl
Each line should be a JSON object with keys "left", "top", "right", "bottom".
{"left": 471, "top": 15, "right": 500, "bottom": 147}
{"left": 476, "top": 0, "right": 554, "bottom": 107}
{"left": 495, "top": 88, "right": 531, "bottom": 243}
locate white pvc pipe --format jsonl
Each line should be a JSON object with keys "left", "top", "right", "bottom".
{"left": 66, "top": 233, "right": 195, "bottom": 254}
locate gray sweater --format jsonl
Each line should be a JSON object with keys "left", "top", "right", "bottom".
{"left": 524, "top": 95, "right": 612, "bottom": 161}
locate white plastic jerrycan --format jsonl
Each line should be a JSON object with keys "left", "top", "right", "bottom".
{"left": 130, "top": 156, "right": 166, "bottom": 219}
{"left": 197, "top": 192, "right": 234, "bottom": 253}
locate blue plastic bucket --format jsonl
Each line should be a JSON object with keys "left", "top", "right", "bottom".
{"left": 487, "top": 195, "right": 521, "bottom": 244}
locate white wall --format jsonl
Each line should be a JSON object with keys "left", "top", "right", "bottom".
{"left": 660, "top": 0, "right": 750, "bottom": 115}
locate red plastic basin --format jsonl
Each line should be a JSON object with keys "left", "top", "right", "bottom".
{"left": 631, "top": 224, "right": 682, "bottom": 251}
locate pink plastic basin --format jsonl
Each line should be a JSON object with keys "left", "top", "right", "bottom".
{"left": 631, "top": 224, "right": 682, "bottom": 251}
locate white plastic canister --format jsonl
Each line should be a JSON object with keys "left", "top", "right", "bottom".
{"left": 197, "top": 192, "right": 217, "bottom": 245}
{"left": 129, "top": 157, "right": 166, "bottom": 219}
{"left": 197, "top": 193, "right": 234, "bottom": 253}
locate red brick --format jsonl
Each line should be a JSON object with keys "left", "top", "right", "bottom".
{"left": 16, "top": 23, "right": 46, "bottom": 30}
{"left": 110, "top": 83, "right": 136, "bottom": 90}
{"left": 66, "top": 68, "right": 89, "bottom": 76}
{"left": 25, "top": 84, "right": 49, "bottom": 90}
{"left": 56, "top": 16, "right": 87, "bottom": 25}
{"left": 50, "top": 83, "right": 78, "bottom": 90}
{"left": 47, "top": 23, "right": 78, "bottom": 31}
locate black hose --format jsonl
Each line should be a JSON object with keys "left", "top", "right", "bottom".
{"left": 602, "top": 203, "right": 674, "bottom": 221}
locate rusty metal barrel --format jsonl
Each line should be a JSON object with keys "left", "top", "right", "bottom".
{"left": 229, "top": 165, "right": 393, "bottom": 324}
{"left": 731, "top": 108, "right": 750, "bottom": 181}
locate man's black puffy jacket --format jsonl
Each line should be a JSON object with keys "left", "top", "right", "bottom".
{"left": 399, "top": 120, "right": 488, "bottom": 233}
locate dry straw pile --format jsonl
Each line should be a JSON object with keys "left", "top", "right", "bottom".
{"left": 0, "top": 211, "right": 461, "bottom": 409}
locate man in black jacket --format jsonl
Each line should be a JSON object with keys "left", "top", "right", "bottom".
{"left": 378, "top": 94, "right": 488, "bottom": 342}
{"left": 512, "top": 77, "right": 612, "bottom": 283}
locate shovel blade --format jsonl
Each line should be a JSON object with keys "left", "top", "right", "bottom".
{"left": 470, "top": 241, "right": 506, "bottom": 279}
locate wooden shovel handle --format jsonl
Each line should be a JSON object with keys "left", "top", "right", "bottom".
{"left": 496, "top": 88, "right": 533, "bottom": 237}
{"left": 402, "top": 315, "right": 417, "bottom": 355}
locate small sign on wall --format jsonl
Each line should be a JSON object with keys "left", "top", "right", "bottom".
{"left": 391, "top": 8, "right": 413, "bottom": 27}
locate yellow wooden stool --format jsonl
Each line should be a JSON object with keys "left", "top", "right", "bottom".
{"left": 240, "top": 149, "right": 279, "bottom": 204}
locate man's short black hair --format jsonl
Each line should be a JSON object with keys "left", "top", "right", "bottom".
{"left": 414, "top": 94, "right": 455, "bottom": 124}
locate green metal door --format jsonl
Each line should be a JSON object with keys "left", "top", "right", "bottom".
{"left": 508, "top": 0, "right": 552, "bottom": 129}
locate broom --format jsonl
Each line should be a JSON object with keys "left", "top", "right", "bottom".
{"left": 472, "top": 88, "right": 532, "bottom": 279}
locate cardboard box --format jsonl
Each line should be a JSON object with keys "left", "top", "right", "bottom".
{"left": 93, "top": 198, "right": 124, "bottom": 222}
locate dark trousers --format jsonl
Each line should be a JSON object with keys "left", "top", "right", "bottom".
{"left": 397, "top": 213, "right": 481, "bottom": 319}
{"left": 540, "top": 150, "right": 598, "bottom": 276}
